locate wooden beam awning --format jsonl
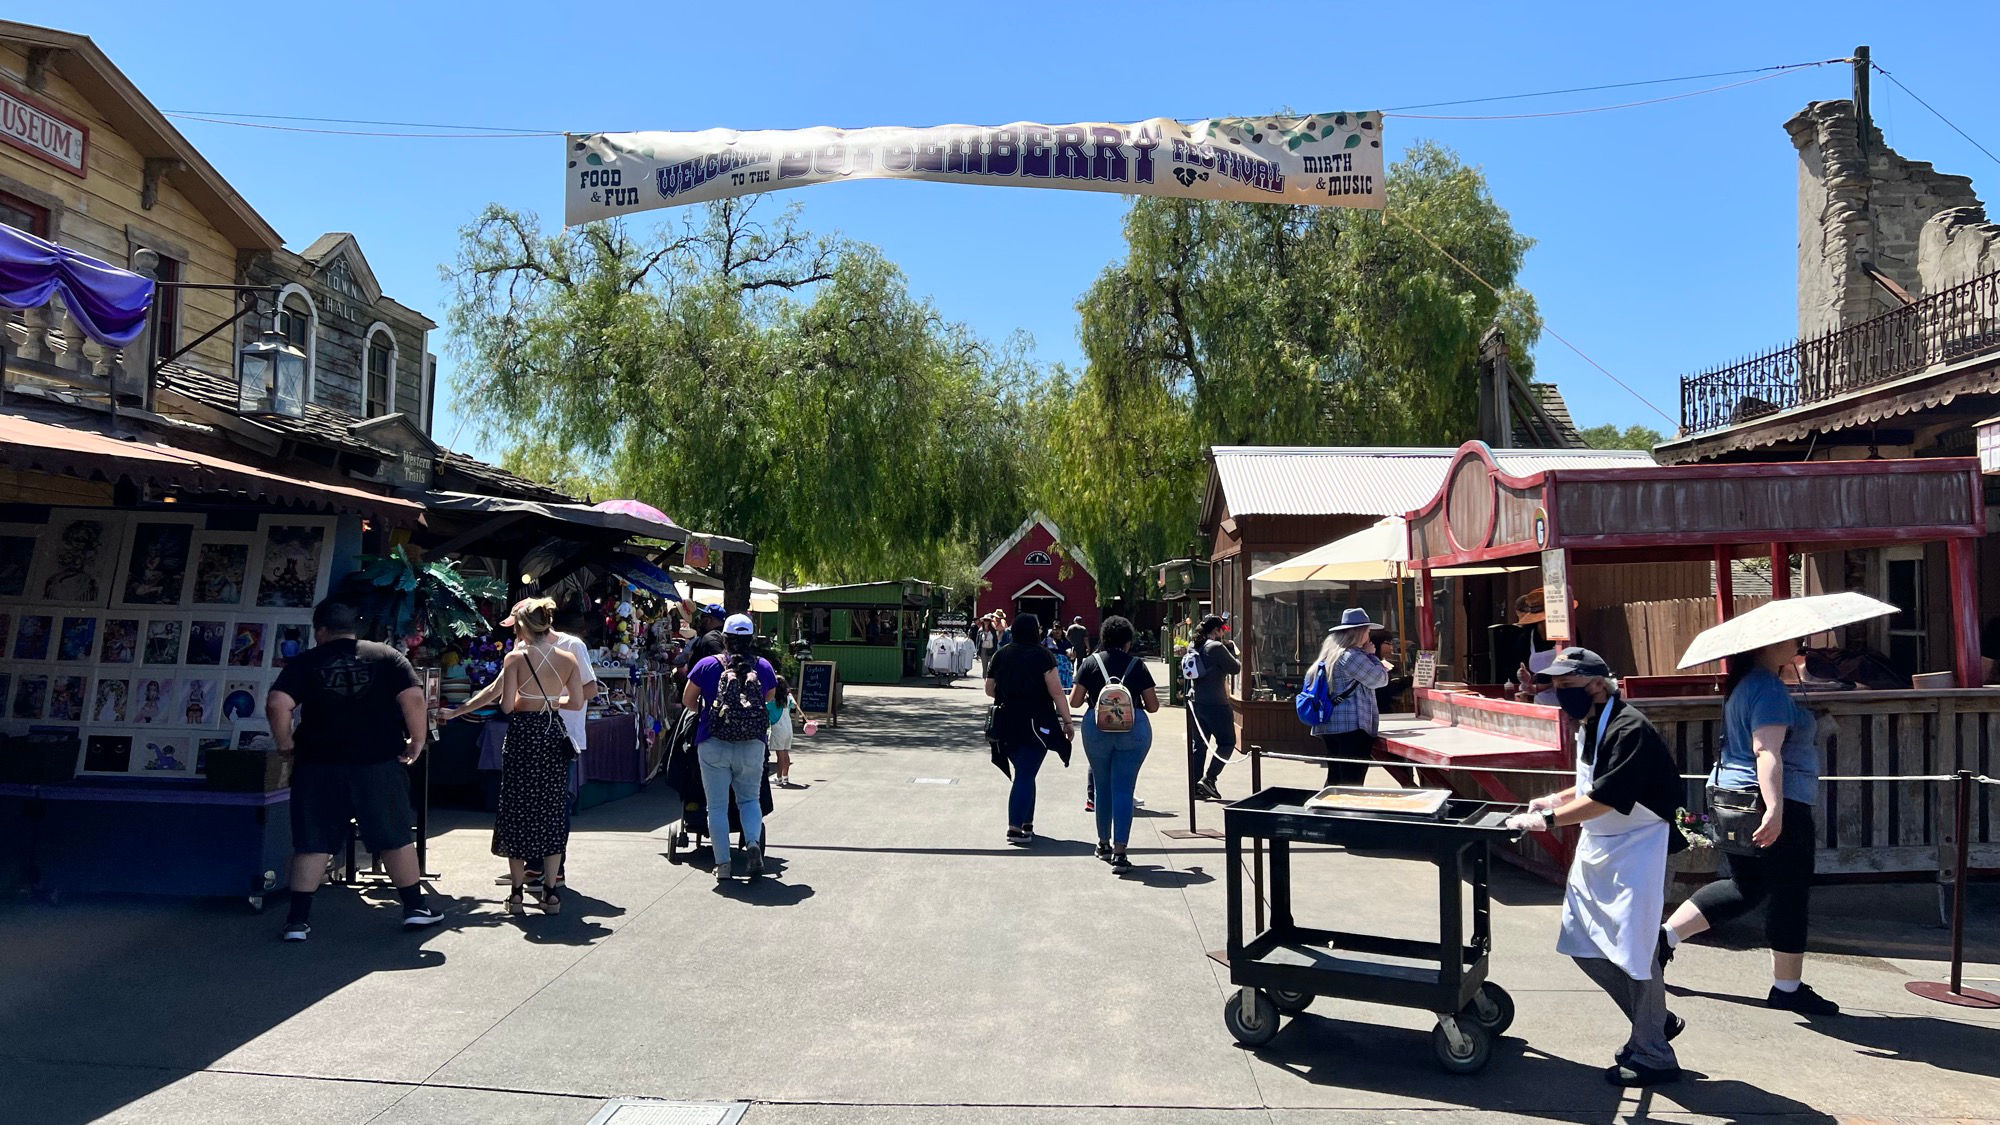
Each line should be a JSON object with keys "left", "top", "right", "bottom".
{"left": 1405, "top": 441, "right": 1984, "bottom": 569}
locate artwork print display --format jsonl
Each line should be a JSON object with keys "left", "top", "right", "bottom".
{"left": 100, "top": 619, "right": 138, "bottom": 664}
{"left": 143, "top": 619, "right": 183, "bottom": 664}
{"left": 271, "top": 623, "right": 310, "bottom": 668}
{"left": 47, "top": 674, "right": 86, "bottom": 721}
{"left": 84, "top": 734, "right": 132, "bottom": 773}
{"left": 140, "top": 733, "right": 189, "bottom": 772}
{"left": 196, "top": 736, "right": 229, "bottom": 773}
{"left": 40, "top": 515, "right": 114, "bottom": 603}
{"left": 121, "top": 522, "right": 194, "bottom": 606}
{"left": 94, "top": 677, "right": 129, "bottom": 722}
{"left": 185, "top": 620, "right": 226, "bottom": 665}
{"left": 13, "top": 614, "right": 51, "bottom": 660}
{"left": 221, "top": 679, "right": 261, "bottom": 722}
{"left": 179, "top": 677, "right": 220, "bottom": 726}
{"left": 133, "top": 676, "right": 175, "bottom": 724}
{"left": 58, "top": 616, "right": 97, "bottom": 661}
{"left": 229, "top": 621, "right": 265, "bottom": 667}
{"left": 191, "top": 541, "right": 250, "bottom": 606}
{"left": 256, "top": 525, "right": 325, "bottom": 608}
{"left": 11, "top": 673, "right": 48, "bottom": 720}
{"left": 0, "top": 533, "right": 34, "bottom": 597}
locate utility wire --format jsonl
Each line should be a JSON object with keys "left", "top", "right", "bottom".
{"left": 1384, "top": 57, "right": 1846, "bottom": 113}
{"left": 163, "top": 112, "right": 559, "bottom": 138}
{"left": 1386, "top": 209, "right": 1677, "bottom": 426}
{"left": 1869, "top": 64, "right": 2000, "bottom": 169}
{"left": 1390, "top": 67, "right": 1813, "bottom": 122}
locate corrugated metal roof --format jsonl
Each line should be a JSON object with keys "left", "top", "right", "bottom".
{"left": 1209, "top": 445, "right": 1654, "bottom": 518}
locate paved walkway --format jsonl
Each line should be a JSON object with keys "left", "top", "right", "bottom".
{"left": 5, "top": 675, "right": 1999, "bottom": 1123}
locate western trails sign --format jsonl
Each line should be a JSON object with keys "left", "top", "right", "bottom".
{"left": 565, "top": 112, "right": 1384, "bottom": 225}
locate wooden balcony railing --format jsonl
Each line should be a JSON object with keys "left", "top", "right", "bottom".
{"left": 1680, "top": 269, "right": 2000, "bottom": 435}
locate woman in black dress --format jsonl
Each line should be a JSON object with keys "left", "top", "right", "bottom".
{"left": 491, "top": 597, "right": 586, "bottom": 914}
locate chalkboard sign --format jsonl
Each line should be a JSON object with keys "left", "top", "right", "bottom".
{"left": 797, "top": 659, "right": 839, "bottom": 725}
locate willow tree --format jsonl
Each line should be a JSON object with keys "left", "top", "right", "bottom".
{"left": 444, "top": 198, "right": 1036, "bottom": 585}
{"left": 1041, "top": 141, "right": 1539, "bottom": 596}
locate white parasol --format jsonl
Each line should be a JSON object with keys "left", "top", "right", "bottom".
{"left": 1248, "top": 517, "right": 1530, "bottom": 592}
{"left": 1676, "top": 592, "right": 1899, "bottom": 670}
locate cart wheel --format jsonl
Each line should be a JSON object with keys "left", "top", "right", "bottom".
{"left": 1223, "top": 988, "right": 1281, "bottom": 1048}
{"left": 1432, "top": 1018, "right": 1492, "bottom": 1074}
{"left": 1467, "top": 982, "right": 1514, "bottom": 1037}
{"left": 1269, "top": 989, "right": 1312, "bottom": 1015}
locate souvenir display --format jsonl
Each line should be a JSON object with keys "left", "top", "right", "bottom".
{"left": 13, "top": 614, "right": 52, "bottom": 660}
{"left": 117, "top": 520, "right": 197, "bottom": 607}
{"left": 47, "top": 674, "right": 86, "bottom": 721}
{"left": 142, "top": 619, "right": 182, "bottom": 665}
{"left": 185, "top": 619, "right": 226, "bottom": 665}
{"left": 99, "top": 618, "right": 138, "bottom": 664}
{"left": 32, "top": 511, "right": 121, "bottom": 604}
{"left": 189, "top": 533, "right": 254, "bottom": 607}
{"left": 255, "top": 521, "right": 331, "bottom": 608}
{"left": 228, "top": 621, "right": 266, "bottom": 667}
{"left": 92, "top": 676, "right": 129, "bottom": 723}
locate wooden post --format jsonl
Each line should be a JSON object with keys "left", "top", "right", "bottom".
{"left": 1714, "top": 544, "right": 1735, "bottom": 623}
{"left": 1948, "top": 536, "right": 1980, "bottom": 688}
{"left": 1771, "top": 542, "right": 1791, "bottom": 600}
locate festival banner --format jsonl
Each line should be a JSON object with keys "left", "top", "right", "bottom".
{"left": 565, "top": 113, "right": 1385, "bottom": 225}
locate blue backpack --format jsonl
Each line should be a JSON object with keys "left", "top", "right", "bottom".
{"left": 1295, "top": 659, "right": 1362, "bottom": 726}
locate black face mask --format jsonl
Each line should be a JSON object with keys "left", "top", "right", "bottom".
{"left": 1555, "top": 686, "right": 1595, "bottom": 719}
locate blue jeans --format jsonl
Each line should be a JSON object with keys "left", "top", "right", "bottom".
{"left": 697, "top": 737, "right": 764, "bottom": 865}
{"left": 1007, "top": 743, "right": 1047, "bottom": 827}
{"left": 1083, "top": 711, "right": 1152, "bottom": 846}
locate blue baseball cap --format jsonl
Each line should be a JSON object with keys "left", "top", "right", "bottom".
{"left": 701, "top": 603, "right": 726, "bottom": 619}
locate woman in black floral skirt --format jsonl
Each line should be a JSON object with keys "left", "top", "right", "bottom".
{"left": 490, "top": 597, "right": 586, "bottom": 914}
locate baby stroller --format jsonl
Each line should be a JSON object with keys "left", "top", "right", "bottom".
{"left": 661, "top": 707, "right": 774, "bottom": 869}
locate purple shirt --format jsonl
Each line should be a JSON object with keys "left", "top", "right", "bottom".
{"left": 688, "top": 654, "right": 778, "bottom": 744}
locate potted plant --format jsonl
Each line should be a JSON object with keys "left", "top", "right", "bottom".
{"left": 334, "top": 546, "right": 507, "bottom": 655}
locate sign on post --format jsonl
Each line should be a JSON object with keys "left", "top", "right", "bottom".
{"left": 1413, "top": 650, "right": 1440, "bottom": 691}
{"left": 796, "top": 659, "right": 840, "bottom": 727}
{"left": 1541, "top": 549, "right": 1572, "bottom": 643}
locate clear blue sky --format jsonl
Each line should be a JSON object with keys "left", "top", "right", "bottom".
{"left": 67, "top": 1, "right": 2000, "bottom": 457}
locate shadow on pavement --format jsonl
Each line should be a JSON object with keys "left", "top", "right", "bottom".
{"left": 1124, "top": 863, "right": 1216, "bottom": 889}
{"left": 1254, "top": 1012, "right": 1836, "bottom": 1124}
{"left": 1667, "top": 982, "right": 2000, "bottom": 1080}
{"left": 0, "top": 885, "right": 467, "bottom": 1125}
{"left": 782, "top": 839, "right": 1102, "bottom": 858}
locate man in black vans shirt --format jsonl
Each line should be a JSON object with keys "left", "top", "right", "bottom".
{"left": 268, "top": 599, "right": 442, "bottom": 941}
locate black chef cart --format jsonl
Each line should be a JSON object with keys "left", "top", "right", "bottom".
{"left": 1211, "top": 786, "right": 1524, "bottom": 1073}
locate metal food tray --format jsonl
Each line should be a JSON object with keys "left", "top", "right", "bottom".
{"left": 1225, "top": 786, "right": 1521, "bottom": 853}
{"left": 1305, "top": 786, "right": 1451, "bottom": 818}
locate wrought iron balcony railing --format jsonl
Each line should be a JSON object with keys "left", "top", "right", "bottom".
{"left": 1680, "top": 268, "right": 2000, "bottom": 435}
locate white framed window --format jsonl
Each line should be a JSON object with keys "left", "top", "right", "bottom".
{"left": 274, "top": 283, "right": 318, "bottom": 402}
{"left": 364, "top": 322, "right": 397, "bottom": 418}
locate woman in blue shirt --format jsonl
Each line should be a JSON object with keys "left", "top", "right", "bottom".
{"left": 1661, "top": 638, "right": 1838, "bottom": 1016}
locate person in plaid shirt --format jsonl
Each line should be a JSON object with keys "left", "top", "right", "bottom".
{"left": 1307, "top": 607, "right": 1394, "bottom": 786}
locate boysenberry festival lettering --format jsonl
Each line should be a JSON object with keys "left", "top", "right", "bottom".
{"left": 565, "top": 113, "right": 1385, "bottom": 225}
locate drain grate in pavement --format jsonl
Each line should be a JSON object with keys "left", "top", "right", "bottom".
{"left": 910, "top": 777, "right": 958, "bottom": 785}
{"left": 586, "top": 1099, "right": 748, "bottom": 1125}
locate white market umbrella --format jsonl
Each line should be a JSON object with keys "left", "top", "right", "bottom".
{"left": 1676, "top": 592, "right": 1899, "bottom": 670}
{"left": 1249, "top": 517, "right": 1531, "bottom": 593}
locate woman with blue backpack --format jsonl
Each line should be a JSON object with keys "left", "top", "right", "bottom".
{"left": 1296, "top": 608, "right": 1394, "bottom": 787}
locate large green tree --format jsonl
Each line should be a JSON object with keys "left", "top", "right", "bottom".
{"left": 444, "top": 198, "right": 1036, "bottom": 587}
{"left": 1041, "top": 141, "right": 1539, "bottom": 596}
{"left": 1579, "top": 423, "right": 1664, "bottom": 451}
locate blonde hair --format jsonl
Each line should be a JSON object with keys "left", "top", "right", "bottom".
{"left": 511, "top": 596, "right": 556, "bottom": 636}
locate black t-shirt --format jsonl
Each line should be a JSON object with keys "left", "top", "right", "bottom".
{"left": 271, "top": 637, "right": 420, "bottom": 765}
{"left": 1074, "top": 649, "right": 1157, "bottom": 708}
{"left": 1583, "top": 697, "right": 1686, "bottom": 849}
{"left": 987, "top": 641, "right": 1058, "bottom": 742}
{"left": 1192, "top": 638, "right": 1240, "bottom": 706}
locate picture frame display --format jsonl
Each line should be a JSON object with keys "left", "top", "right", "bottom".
{"left": 254, "top": 518, "right": 333, "bottom": 609}
{"left": 185, "top": 619, "right": 227, "bottom": 666}
{"left": 188, "top": 531, "right": 256, "bottom": 608}
{"left": 12, "top": 613, "right": 52, "bottom": 661}
{"left": 142, "top": 618, "right": 183, "bottom": 665}
{"left": 227, "top": 620, "right": 265, "bottom": 668}
{"left": 46, "top": 673, "right": 87, "bottom": 721}
{"left": 114, "top": 516, "right": 200, "bottom": 609}
{"left": 92, "top": 674, "right": 131, "bottom": 723}
{"left": 99, "top": 617, "right": 140, "bottom": 665}
{"left": 57, "top": 615, "right": 97, "bottom": 662}
{"left": 0, "top": 523, "right": 40, "bottom": 598}
{"left": 30, "top": 510, "right": 124, "bottom": 607}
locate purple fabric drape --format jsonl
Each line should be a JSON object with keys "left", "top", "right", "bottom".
{"left": 0, "top": 223, "right": 155, "bottom": 347}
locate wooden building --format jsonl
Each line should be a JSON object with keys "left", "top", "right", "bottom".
{"left": 975, "top": 513, "right": 1099, "bottom": 636}
{"left": 777, "top": 580, "right": 934, "bottom": 685}
{"left": 1198, "top": 445, "right": 1655, "bottom": 759}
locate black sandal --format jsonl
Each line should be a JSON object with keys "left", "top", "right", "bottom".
{"left": 537, "top": 887, "right": 561, "bottom": 915}
{"left": 505, "top": 887, "right": 524, "bottom": 915}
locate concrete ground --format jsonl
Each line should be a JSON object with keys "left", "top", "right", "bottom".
{"left": 4, "top": 672, "right": 1998, "bottom": 1124}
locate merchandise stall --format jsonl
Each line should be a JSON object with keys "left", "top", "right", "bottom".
{"left": 1386, "top": 441, "right": 1999, "bottom": 879}
{"left": 776, "top": 580, "right": 934, "bottom": 684}
{"left": 0, "top": 414, "right": 422, "bottom": 902}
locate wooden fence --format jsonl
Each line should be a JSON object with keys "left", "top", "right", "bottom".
{"left": 1637, "top": 690, "right": 2000, "bottom": 876}
{"left": 1584, "top": 596, "right": 1771, "bottom": 679}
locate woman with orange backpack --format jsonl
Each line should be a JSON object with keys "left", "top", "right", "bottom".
{"left": 1069, "top": 616, "right": 1160, "bottom": 873}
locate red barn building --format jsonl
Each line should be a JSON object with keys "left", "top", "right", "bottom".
{"left": 977, "top": 512, "right": 1100, "bottom": 636}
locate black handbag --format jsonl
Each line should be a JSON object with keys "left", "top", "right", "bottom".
{"left": 1706, "top": 783, "right": 1765, "bottom": 855}
{"left": 983, "top": 702, "right": 1003, "bottom": 743}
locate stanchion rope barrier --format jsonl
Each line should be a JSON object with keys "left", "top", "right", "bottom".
{"left": 1240, "top": 748, "right": 1967, "bottom": 785}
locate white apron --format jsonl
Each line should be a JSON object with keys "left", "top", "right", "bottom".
{"left": 1555, "top": 715, "right": 1669, "bottom": 980}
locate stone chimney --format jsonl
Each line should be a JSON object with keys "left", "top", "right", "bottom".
{"left": 1788, "top": 99, "right": 1983, "bottom": 338}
